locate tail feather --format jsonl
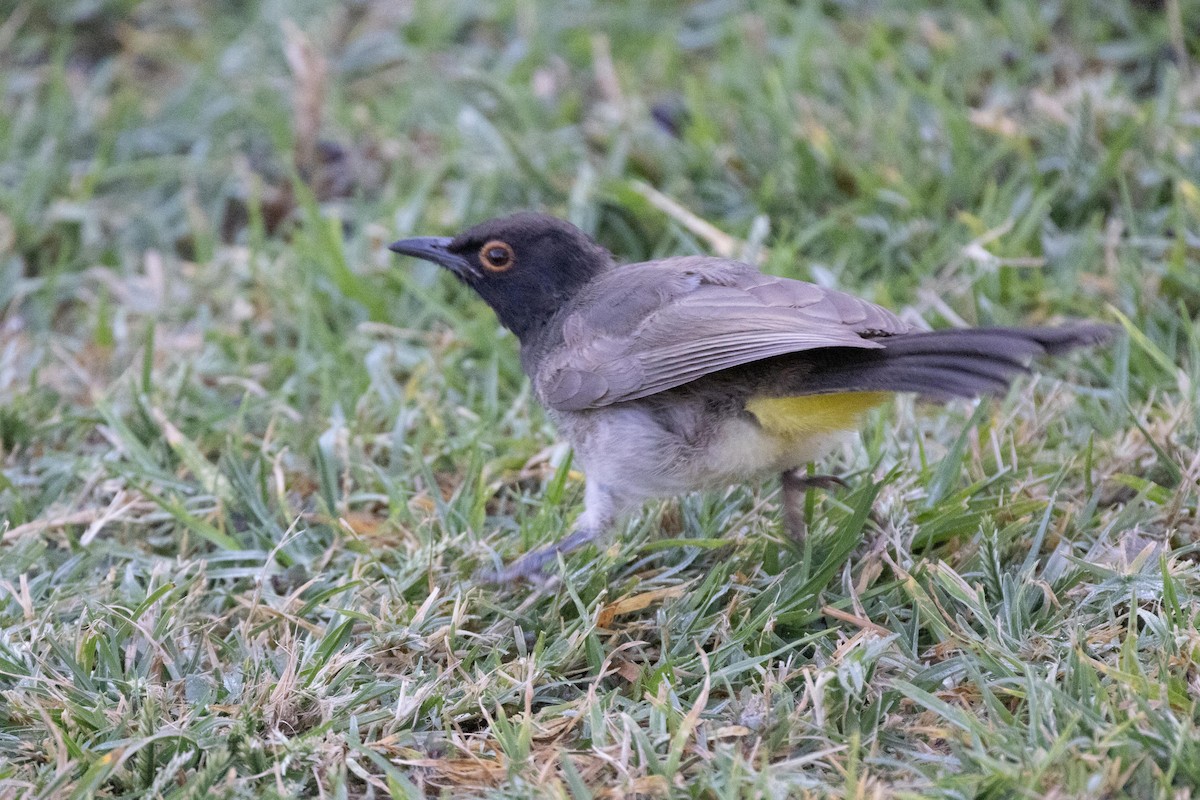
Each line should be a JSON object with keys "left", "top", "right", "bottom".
{"left": 797, "top": 323, "right": 1114, "bottom": 400}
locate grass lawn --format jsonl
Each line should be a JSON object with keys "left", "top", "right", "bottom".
{"left": 2, "top": 0, "right": 1199, "bottom": 796}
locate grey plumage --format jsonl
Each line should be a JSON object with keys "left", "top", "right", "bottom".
{"left": 530, "top": 256, "right": 911, "bottom": 411}
{"left": 529, "top": 253, "right": 1110, "bottom": 411}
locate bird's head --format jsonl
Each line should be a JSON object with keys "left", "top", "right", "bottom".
{"left": 389, "top": 212, "right": 613, "bottom": 339}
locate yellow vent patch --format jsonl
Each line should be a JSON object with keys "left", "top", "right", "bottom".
{"left": 745, "top": 392, "right": 890, "bottom": 438}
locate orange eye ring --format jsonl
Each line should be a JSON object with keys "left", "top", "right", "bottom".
{"left": 479, "top": 240, "right": 515, "bottom": 272}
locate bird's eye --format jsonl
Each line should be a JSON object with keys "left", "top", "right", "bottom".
{"left": 479, "top": 240, "right": 515, "bottom": 272}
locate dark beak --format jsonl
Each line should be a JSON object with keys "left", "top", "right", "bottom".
{"left": 388, "top": 236, "right": 477, "bottom": 278}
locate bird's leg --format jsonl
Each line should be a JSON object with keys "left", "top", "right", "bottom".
{"left": 485, "top": 480, "right": 624, "bottom": 584}
{"left": 780, "top": 469, "right": 849, "bottom": 543}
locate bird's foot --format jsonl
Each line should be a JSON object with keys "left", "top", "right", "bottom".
{"left": 780, "top": 469, "right": 850, "bottom": 543}
{"left": 480, "top": 526, "right": 600, "bottom": 585}
{"left": 782, "top": 472, "right": 849, "bottom": 493}
{"left": 480, "top": 548, "right": 560, "bottom": 586}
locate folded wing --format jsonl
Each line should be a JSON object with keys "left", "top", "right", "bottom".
{"left": 536, "top": 257, "right": 912, "bottom": 411}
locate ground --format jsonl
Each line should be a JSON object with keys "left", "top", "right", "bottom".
{"left": 1, "top": 0, "right": 1199, "bottom": 797}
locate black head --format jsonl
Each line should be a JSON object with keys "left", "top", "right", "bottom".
{"left": 389, "top": 213, "right": 613, "bottom": 339}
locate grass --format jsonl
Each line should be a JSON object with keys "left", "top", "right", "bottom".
{"left": 1, "top": 0, "right": 1199, "bottom": 796}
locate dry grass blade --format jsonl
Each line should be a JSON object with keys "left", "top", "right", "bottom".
{"left": 282, "top": 19, "right": 328, "bottom": 178}
{"left": 631, "top": 180, "right": 759, "bottom": 262}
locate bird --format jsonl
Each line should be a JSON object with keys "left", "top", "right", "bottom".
{"left": 389, "top": 212, "right": 1113, "bottom": 582}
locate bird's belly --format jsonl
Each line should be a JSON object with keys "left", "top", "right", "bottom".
{"left": 560, "top": 392, "right": 885, "bottom": 499}
{"left": 704, "top": 415, "right": 851, "bottom": 484}
{"left": 702, "top": 392, "right": 889, "bottom": 483}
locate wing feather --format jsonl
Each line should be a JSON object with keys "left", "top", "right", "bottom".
{"left": 535, "top": 256, "right": 910, "bottom": 411}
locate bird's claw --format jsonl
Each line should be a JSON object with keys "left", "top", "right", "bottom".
{"left": 782, "top": 471, "right": 849, "bottom": 492}
{"left": 479, "top": 525, "right": 601, "bottom": 585}
{"left": 479, "top": 549, "right": 560, "bottom": 585}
